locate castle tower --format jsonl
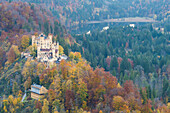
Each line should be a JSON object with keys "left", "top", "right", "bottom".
{"left": 48, "top": 34, "right": 52, "bottom": 41}
{"left": 39, "top": 33, "right": 45, "bottom": 48}
{"left": 32, "top": 35, "right": 35, "bottom": 45}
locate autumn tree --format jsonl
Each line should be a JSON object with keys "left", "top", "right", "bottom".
{"left": 123, "top": 80, "right": 135, "bottom": 94}
{"left": 22, "top": 59, "right": 37, "bottom": 81}
{"left": 42, "top": 99, "right": 50, "bottom": 113}
{"left": 112, "top": 96, "right": 129, "bottom": 112}
{"left": 127, "top": 95, "right": 141, "bottom": 111}
{"left": 21, "top": 35, "right": 30, "bottom": 51}
{"left": 69, "top": 52, "right": 82, "bottom": 61}
{"left": 12, "top": 45, "right": 20, "bottom": 58}
{"left": 48, "top": 89, "right": 56, "bottom": 110}
{"left": 142, "top": 99, "right": 153, "bottom": 113}
{"left": 7, "top": 46, "right": 16, "bottom": 64}
{"left": 59, "top": 45, "right": 64, "bottom": 55}
{"left": 65, "top": 90, "right": 75, "bottom": 111}
{"left": 29, "top": 44, "right": 37, "bottom": 58}
{"left": 77, "top": 79, "right": 88, "bottom": 105}
{"left": 34, "top": 100, "right": 42, "bottom": 111}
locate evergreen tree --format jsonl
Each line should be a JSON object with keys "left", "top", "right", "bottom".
{"left": 110, "top": 56, "right": 118, "bottom": 70}
{"left": 162, "top": 76, "right": 169, "bottom": 100}
{"left": 120, "top": 57, "right": 131, "bottom": 74}
{"left": 12, "top": 81, "right": 18, "bottom": 96}
{"left": 44, "top": 20, "right": 49, "bottom": 36}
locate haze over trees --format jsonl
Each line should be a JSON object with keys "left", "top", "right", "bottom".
{"left": 0, "top": 0, "right": 169, "bottom": 113}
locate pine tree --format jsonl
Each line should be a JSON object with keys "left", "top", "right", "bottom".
{"left": 110, "top": 56, "right": 118, "bottom": 70}
{"left": 162, "top": 76, "right": 169, "bottom": 100}
{"left": 120, "top": 57, "right": 131, "bottom": 74}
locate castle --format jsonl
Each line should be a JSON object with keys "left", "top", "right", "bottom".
{"left": 32, "top": 33, "right": 59, "bottom": 63}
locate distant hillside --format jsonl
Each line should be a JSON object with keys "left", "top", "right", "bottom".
{"left": 0, "top": 1, "right": 67, "bottom": 42}
{"left": 4, "top": 0, "right": 169, "bottom": 29}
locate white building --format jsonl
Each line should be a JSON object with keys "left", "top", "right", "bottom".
{"left": 32, "top": 33, "right": 59, "bottom": 64}
{"left": 129, "top": 24, "right": 135, "bottom": 28}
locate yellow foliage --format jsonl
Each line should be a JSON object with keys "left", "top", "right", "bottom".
{"left": 21, "top": 35, "right": 30, "bottom": 50}
{"left": 69, "top": 52, "right": 74, "bottom": 59}
{"left": 167, "top": 103, "right": 170, "bottom": 109}
{"left": 8, "top": 95, "right": 14, "bottom": 103}
{"left": 12, "top": 45, "right": 20, "bottom": 57}
{"left": 113, "top": 96, "right": 129, "bottom": 111}
{"left": 141, "top": 99, "right": 144, "bottom": 104}
{"left": 59, "top": 45, "right": 64, "bottom": 55}
{"left": 3, "top": 106, "right": 7, "bottom": 113}
{"left": 18, "top": 90, "right": 22, "bottom": 97}
{"left": 3, "top": 99, "right": 8, "bottom": 103}
{"left": 157, "top": 109, "right": 160, "bottom": 113}
{"left": 99, "top": 110, "right": 103, "bottom": 113}
{"left": 117, "top": 83, "right": 122, "bottom": 88}
{"left": 69, "top": 52, "right": 82, "bottom": 63}
{"left": 82, "top": 101, "right": 87, "bottom": 109}
{"left": 13, "top": 98, "right": 18, "bottom": 106}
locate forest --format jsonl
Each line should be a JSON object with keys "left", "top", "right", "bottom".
{"left": 1, "top": 0, "right": 169, "bottom": 32}
{"left": 0, "top": 1, "right": 169, "bottom": 113}
{"left": 72, "top": 25, "right": 170, "bottom": 104}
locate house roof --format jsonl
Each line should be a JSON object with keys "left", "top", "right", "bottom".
{"left": 36, "top": 33, "right": 48, "bottom": 40}
{"left": 31, "top": 84, "right": 48, "bottom": 95}
{"left": 32, "top": 84, "right": 42, "bottom": 89}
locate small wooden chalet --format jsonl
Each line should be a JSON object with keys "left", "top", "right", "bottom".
{"left": 31, "top": 84, "right": 48, "bottom": 100}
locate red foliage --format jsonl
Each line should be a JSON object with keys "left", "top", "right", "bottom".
{"left": 35, "top": 100, "right": 42, "bottom": 110}
{"left": 123, "top": 80, "right": 135, "bottom": 94}
{"left": 7, "top": 47, "right": 16, "bottom": 63}
{"left": 0, "top": 31, "right": 7, "bottom": 42}
{"left": 0, "top": 2, "right": 57, "bottom": 44}
{"left": 65, "top": 90, "right": 75, "bottom": 110}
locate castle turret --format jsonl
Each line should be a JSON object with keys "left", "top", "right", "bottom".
{"left": 57, "top": 42, "right": 59, "bottom": 49}
{"left": 48, "top": 34, "right": 52, "bottom": 40}
{"left": 32, "top": 35, "right": 35, "bottom": 45}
